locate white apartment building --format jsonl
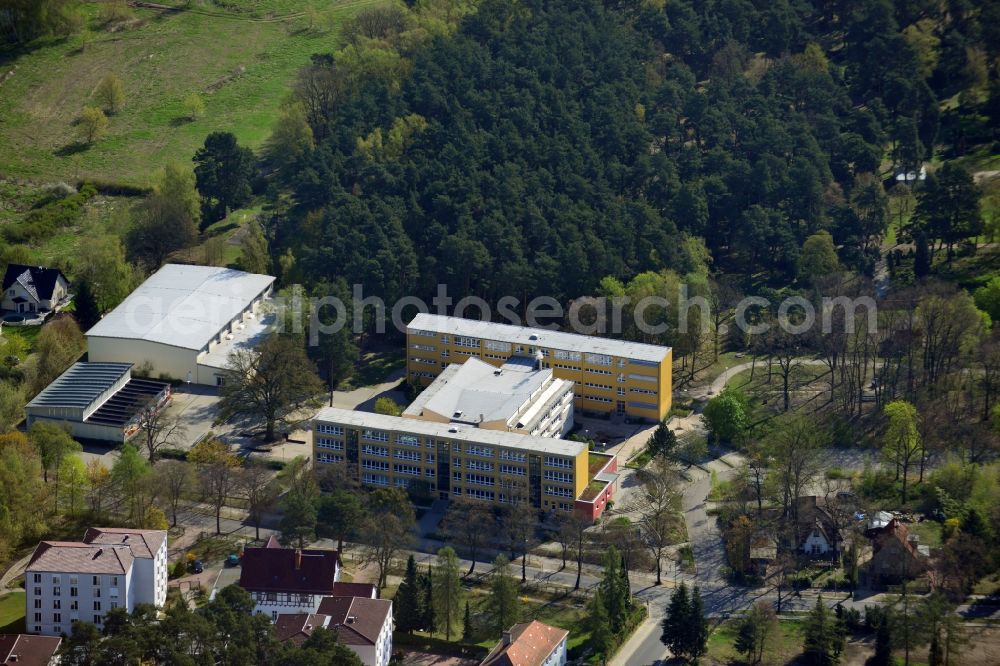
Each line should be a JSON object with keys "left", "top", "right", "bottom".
{"left": 25, "top": 529, "right": 167, "bottom": 636}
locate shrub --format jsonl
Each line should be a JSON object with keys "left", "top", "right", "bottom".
{"left": 183, "top": 93, "right": 205, "bottom": 120}
{"left": 78, "top": 105, "right": 109, "bottom": 143}
{"left": 3, "top": 183, "right": 97, "bottom": 244}
{"left": 95, "top": 74, "right": 125, "bottom": 114}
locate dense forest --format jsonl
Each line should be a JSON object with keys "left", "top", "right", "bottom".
{"left": 265, "top": 0, "right": 1000, "bottom": 304}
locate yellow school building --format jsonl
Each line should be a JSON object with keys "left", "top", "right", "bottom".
{"left": 405, "top": 314, "right": 672, "bottom": 422}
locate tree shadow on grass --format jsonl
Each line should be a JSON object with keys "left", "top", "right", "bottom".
{"left": 54, "top": 141, "right": 90, "bottom": 156}
{"left": 170, "top": 115, "right": 195, "bottom": 127}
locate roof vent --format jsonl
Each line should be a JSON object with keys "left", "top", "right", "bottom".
{"left": 346, "top": 616, "right": 356, "bottom": 624}
{"left": 93, "top": 548, "right": 103, "bottom": 559}
{"left": 448, "top": 427, "right": 458, "bottom": 433}
{"left": 493, "top": 369, "right": 502, "bottom": 376}
{"left": 453, "top": 411, "right": 463, "bottom": 418}
{"left": 529, "top": 334, "right": 539, "bottom": 341}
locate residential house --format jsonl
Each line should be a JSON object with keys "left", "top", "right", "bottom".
{"left": 480, "top": 620, "right": 569, "bottom": 666}
{"left": 239, "top": 535, "right": 341, "bottom": 619}
{"left": 275, "top": 595, "right": 393, "bottom": 666}
{"left": 793, "top": 496, "right": 841, "bottom": 558}
{"left": 81, "top": 528, "right": 169, "bottom": 607}
{"left": 24, "top": 528, "right": 168, "bottom": 636}
{"left": 316, "top": 596, "right": 393, "bottom": 666}
{"left": 1, "top": 265, "right": 69, "bottom": 314}
{"left": 868, "top": 519, "right": 930, "bottom": 585}
{"left": 0, "top": 634, "right": 61, "bottom": 666}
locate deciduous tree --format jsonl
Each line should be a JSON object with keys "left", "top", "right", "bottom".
{"left": 441, "top": 499, "right": 494, "bottom": 576}
{"left": 95, "top": 73, "right": 125, "bottom": 114}
{"left": 78, "top": 106, "right": 108, "bottom": 144}
{"left": 218, "top": 334, "right": 324, "bottom": 442}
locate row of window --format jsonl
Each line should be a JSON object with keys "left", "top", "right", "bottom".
{"left": 33, "top": 574, "right": 113, "bottom": 586}
{"left": 545, "top": 486, "right": 574, "bottom": 498}
{"left": 544, "top": 456, "right": 573, "bottom": 469}
{"left": 317, "top": 424, "right": 344, "bottom": 435}
{"left": 316, "top": 453, "right": 343, "bottom": 464}
{"left": 317, "top": 437, "right": 343, "bottom": 450}
{"left": 362, "top": 429, "right": 389, "bottom": 442}
{"left": 32, "top": 586, "right": 114, "bottom": 598}
{"left": 544, "top": 470, "right": 573, "bottom": 483}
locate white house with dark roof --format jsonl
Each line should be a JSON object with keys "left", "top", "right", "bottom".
{"left": 85, "top": 264, "right": 274, "bottom": 385}
{"left": 1, "top": 264, "right": 69, "bottom": 314}
{"left": 24, "top": 528, "right": 167, "bottom": 636}
{"left": 315, "top": 595, "right": 393, "bottom": 666}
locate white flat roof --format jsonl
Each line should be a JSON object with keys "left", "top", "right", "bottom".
{"left": 403, "top": 357, "right": 553, "bottom": 425}
{"left": 86, "top": 264, "right": 274, "bottom": 351}
{"left": 407, "top": 313, "right": 669, "bottom": 363}
{"left": 315, "top": 407, "right": 586, "bottom": 457}
{"left": 198, "top": 311, "right": 276, "bottom": 369}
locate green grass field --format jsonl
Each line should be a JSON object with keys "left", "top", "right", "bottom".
{"left": 0, "top": 591, "right": 26, "bottom": 634}
{"left": 706, "top": 617, "right": 805, "bottom": 664}
{"left": 0, "top": 0, "right": 377, "bottom": 186}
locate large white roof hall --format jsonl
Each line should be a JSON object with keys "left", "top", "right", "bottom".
{"left": 85, "top": 264, "right": 275, "bottom": 385}
{"left": 85, "top": 264, "right": 274, "bottom": 351}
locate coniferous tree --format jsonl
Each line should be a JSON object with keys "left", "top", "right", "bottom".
{"left": 687, "top": 586, "right": 709, "bottom": 664}
{"left": 647, "top": 419, "right": 679, "bottom": 463}
{"left": 661, "top": 582, "right": 691, "bottom": 658}
{"left": 914, "top": 231, "right": 931, "bottom": 277}
{"left": 587, "top": 589, "right": 614, "bottom": 658}
{"left": 394, "top": 555, "right": 422, "bottom": 634}
{"left": 432, "top": 547, "right": 463, "bottom": 641}
{"left": 462, "top": 601, "right": 473, "bottom": 642}
{"left": 803, "top": 596, "right": 844, "bottom": 666}
{"left": 600, "top": 546, "right": 630, "bottom": 634}
{"left": 420, "top": 565, "right": 435, "bottom": 633}
{"left": 72, "top": 279, "right": 101, "bottom": 331}
{"left": 485, "top": 555, "right": 521, "bottom": 635}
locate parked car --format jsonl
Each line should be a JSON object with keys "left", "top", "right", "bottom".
{"left": 190, "top": 560, "right": 204, "bottom": 574}
{"left": 225, "top": 554, "right": 240, "bottom": 567}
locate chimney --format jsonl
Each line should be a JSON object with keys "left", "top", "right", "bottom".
{"left": 295, "top": 549, "right": 302, "bottom": 570}
{"left": 502, "top": 630, "right": 513, "bottom": 646}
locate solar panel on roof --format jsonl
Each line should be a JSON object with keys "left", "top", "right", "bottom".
{"left": 27, "top": 363, "right": 133, "bottom": 411}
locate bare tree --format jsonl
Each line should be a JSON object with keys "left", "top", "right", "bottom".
{"left": 133, "top": 396, "right": 186, "bottom": 463}
{"left": 360, "top": 513, "right": 412, "bottom": 591}
{"left": 633, "top": 462, "right": 682, "bottom": 585}
{"left": 155, "top": 460, "right": 194, "bottom": 528}
{"left": 188, "top": 439, "right": 240, "bottom": 534}
{"left": 239, "top": 461, "right": 280, "bottom": 542}
{"left": 765, "top": 416, "right": 826, "bottom": 522}
{"left": 501, "top": 499, "right": 539, "bottom": 583}
{"left": 441, "top": 499, "right": 495, "bottom": 577}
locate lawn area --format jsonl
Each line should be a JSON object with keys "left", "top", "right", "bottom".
{"left": 0, "top": 323, "right": 43, "bottom": 355}
{"left": 706, "top": 617, "right": 805, "bottom": 665}
{"left": 348, "top": 349, "right": 407, "bottom": 389}
{"left": 0, "top": 591, "right": 26, "bottom": 634}
{"left": 0, "top": 0, "right": 378, "bottom": 186}
{"left": 907, "top": 520, "right": 942, "bottom": 548}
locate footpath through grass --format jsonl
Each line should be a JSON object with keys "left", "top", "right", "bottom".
{"left": 0, "top": 0, "right": 377, "bottom": 185}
